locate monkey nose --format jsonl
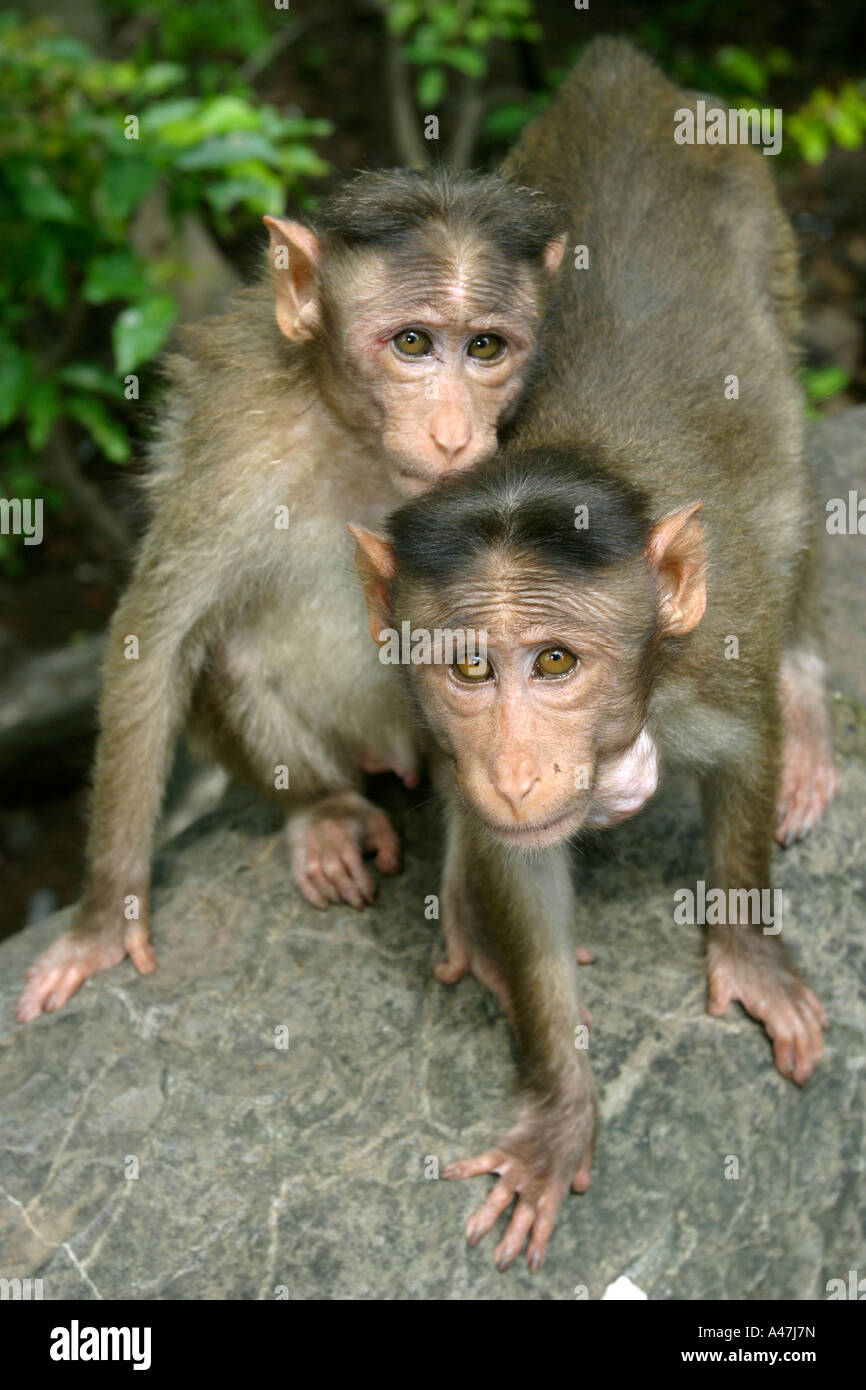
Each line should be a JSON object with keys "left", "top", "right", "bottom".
{"left": 491, "top": 755, "right": 540, "bottom": 815}
{"left": 429, "top": 406, "right": 472, "bottom": 461}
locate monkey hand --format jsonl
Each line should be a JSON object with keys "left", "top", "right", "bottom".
{"left": 444, "top": 1088, "right": 596, "bottom": 1272}
{"left": 16, "top": 919, "right": 156, "bottom": 1022}
{"left": 706, "top": 931, "right": 827, "bottom": 1085}
{"left": 287, "top": 790, "right": 401, "bottom": 911}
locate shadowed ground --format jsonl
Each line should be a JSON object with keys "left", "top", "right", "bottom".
{"left": 1, "top": 409, "right": 864, "bottom": 1300}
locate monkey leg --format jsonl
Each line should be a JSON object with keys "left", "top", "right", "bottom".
{"left": 699, "top": 752, "right": 827, "bottom": 1084}
{"left": 190, "top": 664, "right": 404, "bottom": 913}
{"left": 441, "top": 816, "right": 596, "bottom": 1271}
{"left": 776, "top": 648, "right": 838, "bottom": 846}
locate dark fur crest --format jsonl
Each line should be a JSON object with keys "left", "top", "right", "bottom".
{"left": 387, "top": 449, "right": 652, "bottom": 585}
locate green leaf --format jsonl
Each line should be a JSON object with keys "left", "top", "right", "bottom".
{"left": 83, "top": 252, "right": 149, "bottom": 305}
{"left": 197, "top": 95, "right": 263, "bottom": 135}
{"left": 25, "top": 379, "right": 60, "bottom": 450}
{"left": 112, "top": 294, "right": 177, "bottom": 374}
{"left": 787, "top": 114, "right": 830, "bottom": 164}
{"left": 58, "top": 363, "right": 125, "bottom": 399}
{"left": 67, "top": 395, "right": 131, "bottom": 463}
{"left": 417, "top": 67, "right": 445, "bottom": 108}
{"left": 0, "top": 350, "right": 32, "bottom": 429}
{"left": 11, "top": 165, "right": 77, "bottom": 224}
{"left": 175, "top": 132, "right": 283, "bottom": 170}
{"left": 714, "top": 46, "right": 767, "bottom": 97}
{"left": 442, "top": 46, "right": 487, "bottom": 79}
{"left": 137, "top": 62, "right": 187, "bottom": 96}
{"left": 803, "top": 365, "right": 850, "bottom": 403}
{"left": 33, "top": 234, "right": 67, "bottom": 310}
{"left": 139, "top": 98, "right": 202, "bottom": 137}
{"left": 482, "top": 101, "right": 537, "bottom": 142}
{"left": 93, "top": 159, "right": 159, "bottom": 226}
{"left": 826, "top": 106, "right": 864, "bottom": 150}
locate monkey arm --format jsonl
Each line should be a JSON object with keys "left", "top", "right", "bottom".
{"left": 439, "top": 798, "right": 596, "bottom": 1271}
{"left": 16, "top": 532, "right": 219, "bottom": 1021}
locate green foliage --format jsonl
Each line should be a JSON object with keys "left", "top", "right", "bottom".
{"left": 803, "top": 365, "right": 851, "bottom": 418}
{"left": 384, "top": 0, "right": 540, "bottom": 106}
{"left": 787, "top": 83, "right": 866, "bottom": 164}
{"left": 0, "top": 14, "right": 330, "bottom": 565}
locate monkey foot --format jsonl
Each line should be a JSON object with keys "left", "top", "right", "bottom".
{"left": 707, "top": 937, "right": 827, "bottom": 1084}
{"left": 775, "top": 732, "right": 838, "bottom": 847}
{"left": 16, "top": 923, "right": 155, "bottom": 1022}
{"left": 288, "top": 792, "right": 401, "bottom": 911}
{"left": 445, "top": 1138, "right": 592, "bottom": 1272}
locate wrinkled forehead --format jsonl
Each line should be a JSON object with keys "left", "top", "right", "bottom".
{"left": 400, "top": 554, "right": 653, "bottom": 650}
{"left": 336, "top": 233, "right": 543, "bottom": 332}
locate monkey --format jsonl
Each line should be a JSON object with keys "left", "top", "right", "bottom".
{"left": 350, "top": 38, "right": 831, "bottom": 1269}
{"left": 16, "top": 169, "right": 567, "bottom": 1021}
{"left": 499, "top": 38, "right": 838, "bottom": 850}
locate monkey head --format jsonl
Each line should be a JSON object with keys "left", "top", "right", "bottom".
{"left": 264, "top": 171, "right": 565, "bottom": 495}
{"left": 352, "top": 451, "right": 706, "bottom": 848}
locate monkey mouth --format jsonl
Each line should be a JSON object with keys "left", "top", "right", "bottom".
{"left": 484, "top": 807, "right": 584, "bottom": 849}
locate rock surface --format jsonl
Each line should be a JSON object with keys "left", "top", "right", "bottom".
{"left": 1, "top": 411, "right": 864, "bottom": 1301}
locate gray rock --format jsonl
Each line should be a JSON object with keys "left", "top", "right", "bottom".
{"left": 1, "top": 413, "right": 865, "bottom": 1301}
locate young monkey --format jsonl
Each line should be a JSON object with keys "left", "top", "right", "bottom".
{"left": 17, "top": 169, "right": 565, "bottom": 1021}
{"left": 351, "top": 39, "right": 832, "bottom": 1270}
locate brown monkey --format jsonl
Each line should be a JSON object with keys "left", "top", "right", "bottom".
{"left": 500, "top": 38, "right": 837, "bottom": 848}
{"left": 17, "top": 170, "right": 565, "bottom": 1021}
{"left": 352, "top": 38, "right": 830, "bottom": 1269}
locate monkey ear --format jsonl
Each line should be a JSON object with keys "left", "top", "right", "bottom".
{"left": 348, "top": 525, "right": 397, "bottom": 646}
{"left": 645, "top": 502, "right": 707, "bottom": 636}
{"left": 542, "top": 234, "right": 567, "bottom": 276}
{"left": 263, "top": 216, "right": 320, "bottom": 342}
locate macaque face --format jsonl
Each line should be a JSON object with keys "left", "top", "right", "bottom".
{"left": 406, "top": 569, "right": 655, "bottom": 848}
{"left": 338, "top": 251, "right": 551, "bottom": 495}
{"left": 352, "top": 463, "right": 706, "bottom": 850}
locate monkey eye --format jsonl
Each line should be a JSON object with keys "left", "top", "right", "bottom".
{"left": 393, "top": 329, "right": 433, "bottom": 357}
{"left": 467, "top": 333, "right": 505, "bottom": 361}
{"left": 453, "top": 655, "right": 492, "bottom": 682}
{"left": 534, "top": 647, "right": 577, "bottom": 678}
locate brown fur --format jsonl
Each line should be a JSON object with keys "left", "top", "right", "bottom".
{"left": 16, "top": 170, "right": 562, "bottom": 1021}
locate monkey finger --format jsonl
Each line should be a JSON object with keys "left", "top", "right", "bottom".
{"left": 127, "top": 928, "right": 156, "bottom": 975}
{"left": 802, "top": 986, "right": 829, "bottom": 1030}
{"left": 706, "top": 977, "right": 734, "bottom": 1017}
{"left": 434, "top": 951, "right": 470, "bottom": 985}
{"left": 294, "top": 865, "right": 339, "bottom": 910}
{"left": 362, "top": 814, "right": 402, "bottom": 875}
{"left": 17, "top": 967, "right": 66, "bottom": 1021}
{"left": 444, "top": 1148, "right": 510, "bottom": 1183}
{"left": 526, "top": 1193, "right": 562, "bottom": 1272}
{"left": 575, "top": 946, "right": 595, "bottom": 965}
{"left": 572, "top": 1138, "right": 595, "bottom": 1192}
{"left": 319, "top": 849, "right": 373, "bottom": 910}
{"left": 463, "top": 1175, "right": 518, "bottom": 1247}
{"left": 769, "top": 1006, "right": 815, "bottom": 1085}
{"left": 44, "top": 966, "right": 90, "bottom": 1013}
{"left": 494, "top": 1197, "right": 537, "bottom": 1270}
